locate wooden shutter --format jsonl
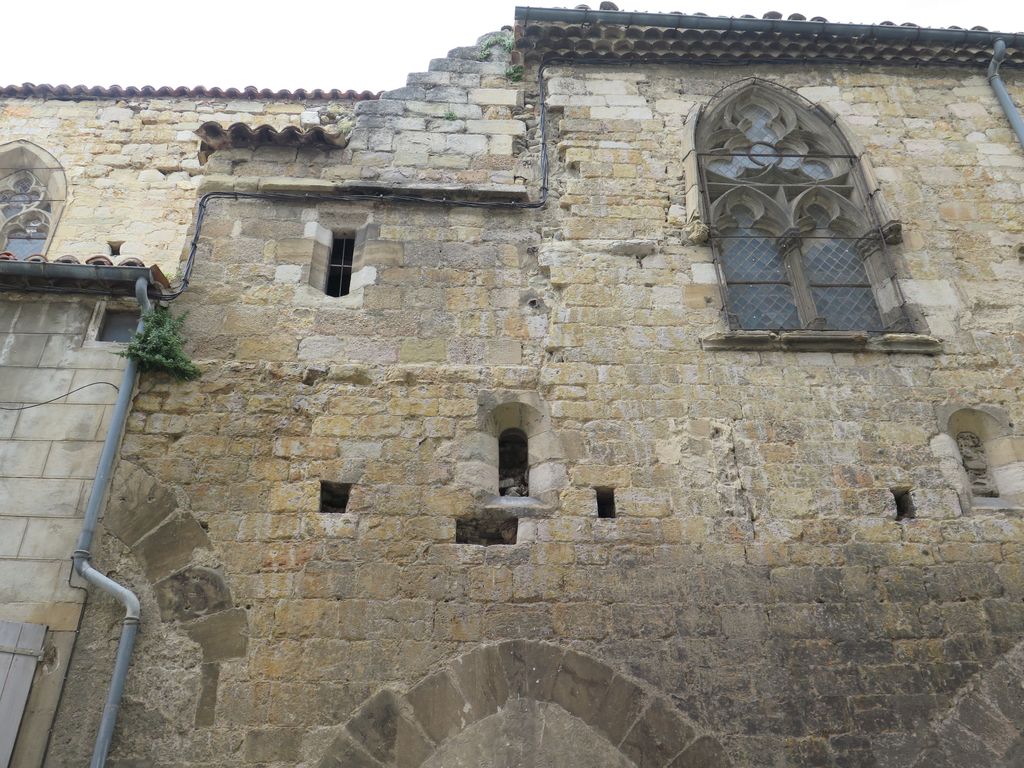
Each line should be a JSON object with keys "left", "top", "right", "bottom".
{"left": 0, "top": 620, "right": 46, "bottom": 768}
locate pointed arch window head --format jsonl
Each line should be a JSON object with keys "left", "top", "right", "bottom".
{"left": 0, "top": 142, "right": 67, "bottom": 260}
{"left": 695, "top": 80, "right": 905, "bottom": 333}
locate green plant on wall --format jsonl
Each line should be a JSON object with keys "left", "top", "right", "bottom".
{"left": 477, "top": 32, "right": 515, "bottom": 60}
{"left": 120, "top": 307, "right": 201, "bottom": 380}
{"left": 505, "top": 65, "right": 524, "bottom": 83}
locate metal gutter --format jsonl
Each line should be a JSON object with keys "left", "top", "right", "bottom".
{"left": 71, "top": 276, "right": 151, "bottom": 768}
{"left": 0, "top": 261, "right": 168, "bottom": 297}
{"left": 989, "top": 39, "right": 1024, "bottom": 151}
{"left": 514, "top": 7, "right": 1024, "bottom": 50}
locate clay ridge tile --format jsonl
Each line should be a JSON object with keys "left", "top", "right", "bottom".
{"left": 0, "top": 84, "right": 380, "bottom": 100}
{"left": 195, "top": 121, "right": 350, "bottom": 150}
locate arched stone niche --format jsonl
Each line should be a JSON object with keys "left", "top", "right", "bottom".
{"left": 315, "top": 640, "right": 731, "bottom": 768}
{"left": 934, "top": 405, "right": 1024, "bottom": 512}
{"left": 458, "top": 391, "right": 567, "bottom": 509}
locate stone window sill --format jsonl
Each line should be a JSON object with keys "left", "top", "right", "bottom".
{"left": 700, "top": 330, "right": 942, "bottom": 355}
{"left": 481, "top": 495, "right": 551, "bottom": 517}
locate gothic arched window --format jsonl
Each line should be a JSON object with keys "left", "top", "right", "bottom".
{"left": 695, "top": 81, "right": 904, "bottom": 332}
{"left": 0, "top": 141, "right": 67, "bottom": 260}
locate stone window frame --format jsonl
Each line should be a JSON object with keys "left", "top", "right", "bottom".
{"left": 0, "top": 141, "right": 68, "bottom": 260}
{"left": 83, "top": 299, "right": 141, "bottom": 349}
{"left": 273, "top": 212, "right": 389, "bottom": 307}
{"left": 682, "top": 79, "right": 937, "bottom": 353}
{"left": 459, "top": 392, "right": 567, "bottom": 514}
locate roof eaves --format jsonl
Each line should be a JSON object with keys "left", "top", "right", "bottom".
{"left": 0, "top": 84, "right": 381, "bottom": 101}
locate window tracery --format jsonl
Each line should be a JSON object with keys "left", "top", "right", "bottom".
{"left": 1, "top": 170, "right": 51, "bottom": 259}
{"left": 695, "top": 81, "right": 904, "bottom": 333}
{"left": 0, "top": 141, "right": 66, "bottom": 260}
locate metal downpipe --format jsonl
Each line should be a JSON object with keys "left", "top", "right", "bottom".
{"left": 71, "top": 276, "right": 151, "bottom": 768}
{"left": 988, "top": 39, "right": 1024, "bottom": 152}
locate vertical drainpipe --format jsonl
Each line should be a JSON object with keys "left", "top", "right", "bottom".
{"left": 988, "top": 39, "right": 1024, "bottom": 152}
{"left": 71, "top": 275, "right": 151, "bottom": 768}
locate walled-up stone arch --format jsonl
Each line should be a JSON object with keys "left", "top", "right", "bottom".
{"left": 901, "top": 639, "right": 1024, "bottom": 768}
{"left": 316, "top": 640, "right": 730, "bottom": 768}
{"left": 103, "top": 461, "right": 248, "bottom": 725}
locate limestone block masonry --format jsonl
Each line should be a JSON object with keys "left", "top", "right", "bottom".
{"left": 0, "top": 94, "right": 360, "bottom": 274}
{"left": 0, "top": 91, "right": 361, "bottom": 765}
{"left": 6, "top": 19, "right": 1024, "bottom": 768}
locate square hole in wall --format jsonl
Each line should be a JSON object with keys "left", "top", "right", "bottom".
{"left": 455, "top": 515, "right": 518, "bottom": 545}
{"left": 595, "top": 487, "right": 616, "bottom": 518}
{"left": 892, "top": 488, "right": 915, "bottom": 521}
{"left": 320, "top": 481, "right": 351, "bottom": 513}
{"left": 97, "top": 309, "right": 140, "bottom": 343}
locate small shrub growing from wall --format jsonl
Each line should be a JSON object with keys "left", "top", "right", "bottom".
{"left": 120, "top": 308, "right": 201, "bottom": 380}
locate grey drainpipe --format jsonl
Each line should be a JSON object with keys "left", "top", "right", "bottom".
{"left": 71, "top": 276, "right": 151, "bottom": 768}
{"left": 988, "top": 40, "right": 1024, "bottom": 152}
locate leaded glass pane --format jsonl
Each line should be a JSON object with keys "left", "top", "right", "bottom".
{"left": 728, "top": 284, "right": 801, "bottom": 330}
{"left": 811, "top": 287, "right": 884, "bottom": 331}
{"left": 4, "top": 235, "right": 44, "bottom": 259}
{"left": 803, "top": 239, "right": 869, "bottom": 284}
{"left": 740, "top": 104, "right": 778, "bottom": 143}
{"left": 708, "top": 156, "right": 746, "bottom": 178}
{"left": 0, "top": 169, "right": 51, "bottom": 260}
{"left": 720, "top": 231, "right": 787, "bottom": 282}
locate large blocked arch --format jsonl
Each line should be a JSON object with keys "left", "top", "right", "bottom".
{"left": 903, "top": 639, "right": 1024, "bottom": 768}
{"left": 317, "top": 640, "right": 730, "bottom": 768}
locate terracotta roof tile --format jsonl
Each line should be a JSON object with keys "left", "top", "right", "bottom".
{"left": 0, "top": 84, "right": 379, "bottom": 101}
{"left": 0, "top": 252, "right": 163, "bottom": 274}
{"left": 195, "top": 122, "right": 350, "bottom": 152}
{"left": 515, "top": 7, "right": 1024, "bottom": 68}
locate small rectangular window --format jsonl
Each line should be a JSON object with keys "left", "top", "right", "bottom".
{"left": 595, "top": 487, "right": 616, "bottom": 518}
{"left": 325, "top": 237, "right": 355, "bottom": 297}
{"left": 320, "top": 481, "right": 351, "bottom": 513}
{"left": 98, "top": 310, "right": 139, "bottom": 343}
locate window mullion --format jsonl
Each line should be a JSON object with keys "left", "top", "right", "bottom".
{"left": 783, "top": 238, "right": 823, "bottom": 330}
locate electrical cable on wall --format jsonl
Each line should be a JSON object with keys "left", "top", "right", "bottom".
{"left": 0, "top": 381, "right": 118, "bottom": 410}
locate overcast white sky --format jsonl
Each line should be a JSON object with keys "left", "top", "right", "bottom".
{"left": 6, "top": 1, "right": 1023, "bottom": 93}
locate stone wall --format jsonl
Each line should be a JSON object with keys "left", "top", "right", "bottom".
{"left": 0, "top": 93, "right": 360, "bottom": 274}
{"left": 0, "top": 92, "right": 361, "bottom": 765}
{"left": 40, "top": 31, "right": 1024, "bottom": 768}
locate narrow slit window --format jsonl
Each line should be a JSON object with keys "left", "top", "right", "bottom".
{"left": 320, "top": 481, "right": 351, "bottom": 513}
{"left": 596, "top": 487, "right": 616, "bottom": 518}
{"left": 498, "top": 428, "right": 529, "bottom": 497}
{"left": 108, "top": 240, "right": 123, "bottom": 256}
{"left": 892, "top": 488, "right": 915, "bottom": 521}
{"left": 325, "top": 237, "right": 355, "bottom": 297}
{"left": 98, "top": 310, "right": 140, "bottom": 343}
